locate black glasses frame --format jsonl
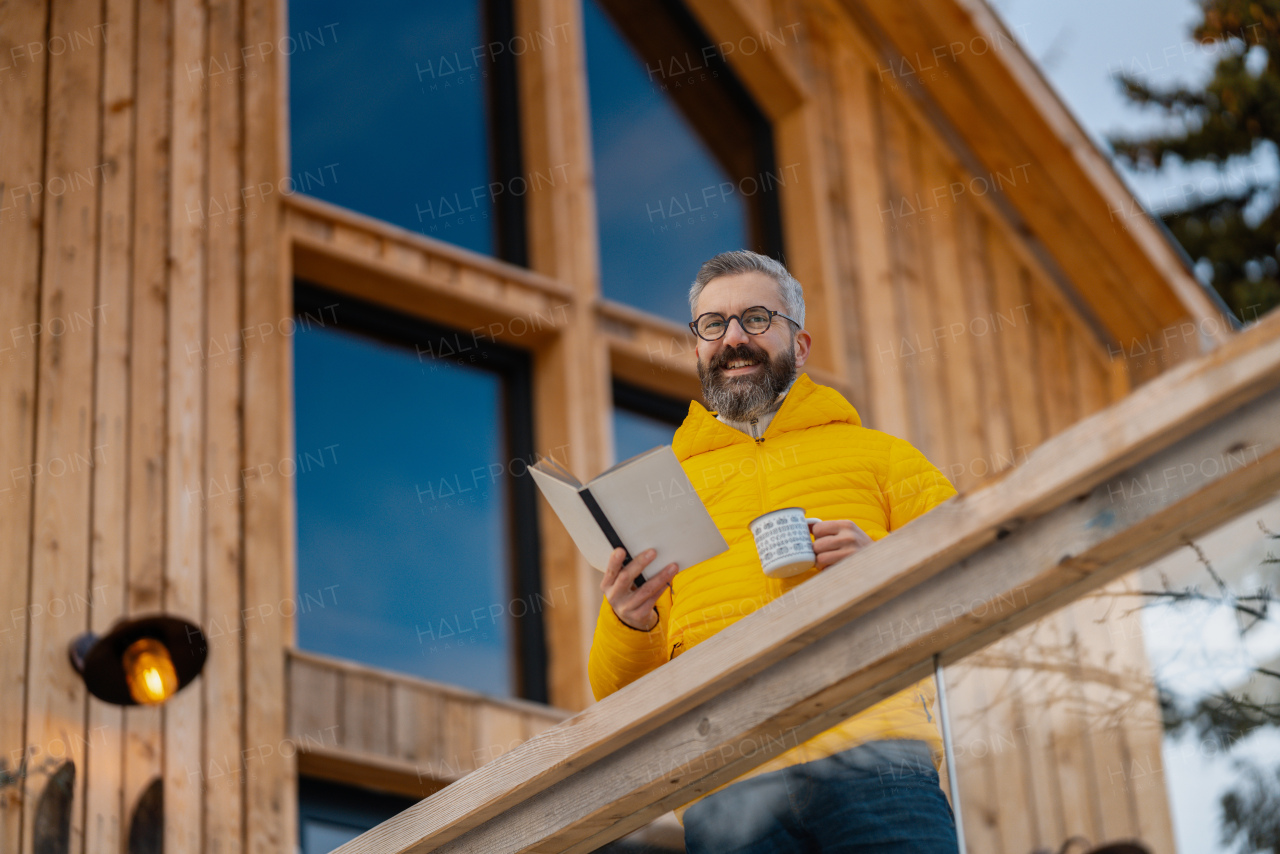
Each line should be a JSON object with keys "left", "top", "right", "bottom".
{"left": 689, "top": 306, "right": 801, "bottom": 341}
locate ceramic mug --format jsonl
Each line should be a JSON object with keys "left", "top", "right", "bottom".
{"left": 748, "top": 507, "right": 823, "bottom": 578}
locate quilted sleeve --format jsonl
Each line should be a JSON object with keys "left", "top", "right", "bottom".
{"left": 588, "top": 583, "right": 674, "bottom": 701}
{"left": 885, "top": 437, "right": 957, "bottom": 531}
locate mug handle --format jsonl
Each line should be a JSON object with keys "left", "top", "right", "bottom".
{"left": 804, "top": 517, "right": 822, "bottom": 531}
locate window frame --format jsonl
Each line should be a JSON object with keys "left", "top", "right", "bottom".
{"left": 298, "top": 776, "right": 419, "bottom": 852}
{"left": 613, "top": 378, "right": 690, "bottom": 428}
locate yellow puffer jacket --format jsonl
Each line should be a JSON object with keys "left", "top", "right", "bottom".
{"left": 587, "top": 372, "right": 957, "bottom": 825}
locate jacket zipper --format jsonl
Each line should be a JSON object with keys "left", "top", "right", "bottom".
{"left": 749, "top": 417, "right": 763, "bottom": 444}
{"left": 669, "top": 640, "right": 683, "bottom": 660}
{"left": 753, "top": 422, "right": 769, "bottom": 511}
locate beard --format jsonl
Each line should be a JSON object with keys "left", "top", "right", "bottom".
{"left": 697, "top": 338, "right": 798, "bottom": 422}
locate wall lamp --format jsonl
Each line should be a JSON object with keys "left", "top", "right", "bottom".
{"left": 69, "top": 615, "right": 208, "bottom": 706}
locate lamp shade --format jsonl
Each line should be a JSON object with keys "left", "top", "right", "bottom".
{"left": 69, "top": 615, "right": 207, "bottom": 706}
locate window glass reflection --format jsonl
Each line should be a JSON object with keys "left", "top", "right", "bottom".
{"left": 612, "top": 380, "right": 687, "bottom": 463}
{"left": 289, "top": 0, "right": 522, "bottom": 259}
{"left": 292, "top": 314, "right": 517, "bottom": 697}
{"left": 613, "top": 408, "right": 679, "bottom": 464}
{"left": 583, "top": 0, "right": 783, "bottom": 323}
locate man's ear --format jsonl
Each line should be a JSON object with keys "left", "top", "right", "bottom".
{"left": 793, "top": 329, "right": 812, "bottom": 368}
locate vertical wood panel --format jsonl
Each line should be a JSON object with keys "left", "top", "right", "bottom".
{"left": 1072, "top": 588, "right": 1141, "bottom": 843}
{"left": 1033, "top": 284, "right": 1076, "bottom": 441}
{"left": 85, "top": 0, "right": 136, "bottom": 847}
{"left": 0, "top": 0, "right": 49, "bottom": 849}
{"left": 773, "top": 61, "right": 849, "bottom": 382}
{"left": 392, "top": 684, "right": 442, "bottom": 770}
{"left": 22, "top": 0, "right": 103, "bottom": 848}
{"left": 918, "top": 146, "right": 987, "bottom": 490}
{"left": 203, "top": 0, "right": 246, "bottom": 848}
{"left": 288, "top": 659, "right": 340, "bottom": 739}
{"left": 1107, "top": 575, "right": 1178, "bottom": 852}
{"left": 242, "top": 0, "right": 290, "bottom": 845}
{"left": 946, "top": 663, "right": 1005, "bottom": 854}
{"left": 515, "top": 0, "right": 607, "bottom": 711}
{"left": 439, "top": 696, "right": 479, "bottom": 777}
{"left": 986, "top": 228, "right": 1045, "bottom": 453}
{"left": 1048, "top": 611, "right": 1105, "bottom": 843}
{"left": 1009, "top": 640, "right": 1066, "bottom": 847}
{"left": 340, "top": 674, "right": 392, "bottom": 756}
{"left": 806, "top": 17, "right": 868, "bottom": 411}
{"left": 954, "top": 209, "right": 1015, "bottom": 469}
{"left": 981, "top": 664, "right": 1038, "bottom": 853}
{"left": 1069, "top": 328, "right": 1142, "bottom": 841}
{"left": 164, "top": 0, "right": 208, "bottom": 850}
{"left": 966, "top": 222, "right": 1064, "bottom": 848}
{"left": 123, "top": 0, "right": 170, "bottom": 837}
{"left": 476, "top": 705, "right": 525, "bottom": 768}
{"left": 1037, "top": 308, "right": 1105, "bottom": 843}
{"left": 880, "top": 97, "right": 947, "bottom": 459}
{"left": 839, "top": 62, "right": 910, "bottom": 437}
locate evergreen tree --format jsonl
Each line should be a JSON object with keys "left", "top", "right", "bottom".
{"left": 1109, "top": 0, "right": 1279, "bottom": 320}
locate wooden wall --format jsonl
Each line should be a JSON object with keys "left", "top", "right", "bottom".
{"left": 0, "top": 0, "right": 1207, "bottom": 850}
{"left": 0, "top": 0, "right": 290, "bottom": 850}
{"left": 778, "top": 2, "right": 1177, "bottom": 850}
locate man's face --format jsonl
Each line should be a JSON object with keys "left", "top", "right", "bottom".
{"left": 693, "top": 271, "right": 811, "bottom": 422}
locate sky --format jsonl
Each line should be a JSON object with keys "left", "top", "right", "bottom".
{"left": 985, "top": 4, "right": 1279, "bottom": 850}
{"left": 989, "top": 0, "right": 1277, "bottom": 294}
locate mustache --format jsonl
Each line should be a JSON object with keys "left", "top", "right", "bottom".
{"left": 712, "top": 344, "right": 769, "bottom": 370}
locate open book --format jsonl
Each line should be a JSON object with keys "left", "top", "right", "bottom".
{"left": 529, "top": 446, "right": 728, "bottom": 585}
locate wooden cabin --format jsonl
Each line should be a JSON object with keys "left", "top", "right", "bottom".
{"left": 0, "top": 0, "right": 1247, "bottom": 851}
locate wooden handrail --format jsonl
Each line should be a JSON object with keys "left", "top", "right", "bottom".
{"left": 336, "top": 312, "right": 1280, "bottom": 854}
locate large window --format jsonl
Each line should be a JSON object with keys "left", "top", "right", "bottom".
{"left": 292, "top": 283, "right": 546, "bottom": 701}
{"left": 289, "top": 0, "right": 525, "bottom": 262}
{"left": 584, "top": 0, "right": 784, "bottom": 324}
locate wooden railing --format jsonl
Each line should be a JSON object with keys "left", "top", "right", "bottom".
{"left": 335, "top": 311, "right": 1280, "bottom": 854}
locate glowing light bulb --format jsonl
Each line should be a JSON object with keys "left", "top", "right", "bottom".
{"left": 122, "top": 638, "right": 179, "bottom": 705}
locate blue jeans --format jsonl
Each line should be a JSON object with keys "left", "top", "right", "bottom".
{"left": 683, "top": 739, "right": 958, "bottom": 853}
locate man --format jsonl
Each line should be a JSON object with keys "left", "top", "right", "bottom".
{"left": 587, "top": 250, "right": 959, "bottom": 853}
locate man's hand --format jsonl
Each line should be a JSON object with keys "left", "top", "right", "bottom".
{"left": 810, "top": 519, "right": 873, "bottom": 570}
{"left": 601, "top": 547, "right": 678, "bottom": 630}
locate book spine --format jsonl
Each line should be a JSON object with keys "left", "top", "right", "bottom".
{"left": 579, "top": 488, "right": 643, "bottom": 590}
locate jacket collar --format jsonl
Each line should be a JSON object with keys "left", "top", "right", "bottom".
{"left": 672, "top": 373, "right": 863, "bottom": 461}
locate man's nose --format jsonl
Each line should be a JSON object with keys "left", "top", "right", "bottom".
{"left": 721, "top": 316, "right": 752, "bottom": 347}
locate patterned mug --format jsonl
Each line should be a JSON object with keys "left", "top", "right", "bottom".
{"left": 748, "top": 508, "right": 823, "bottom": 578}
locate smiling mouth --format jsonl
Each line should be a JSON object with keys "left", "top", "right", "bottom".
{"left": 720, "top": 357, "right": 762, "bottom": 375}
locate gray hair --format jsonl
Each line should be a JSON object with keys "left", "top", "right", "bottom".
{"left": 689, "top": 250, "right": 805, "bottom": 330}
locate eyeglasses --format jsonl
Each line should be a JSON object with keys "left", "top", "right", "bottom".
{"left": 689, "top": 306, "right": 801, "bottom": 341}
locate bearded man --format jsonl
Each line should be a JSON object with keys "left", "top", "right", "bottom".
{"left": 587, "top": 250, "right": 960, "bottom": 853}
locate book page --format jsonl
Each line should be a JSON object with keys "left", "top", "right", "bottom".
{"left": 591, "top": 445, "right": 666, "bottom": 482}
{"left": 528, "top": 464, "right": 614, "bottom": 570}
{"left": 587, "top": 445, "right": 728, "bottom": 582}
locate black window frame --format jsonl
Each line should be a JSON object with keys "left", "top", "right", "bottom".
{"left": 613, "top": 379, "right": 690, "bottom": 429}
{"left": 292, "top": 281, "right": 548, "bottom": 703}
{"left": 485, "top": 0, "right": 528, "bottom": 266}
